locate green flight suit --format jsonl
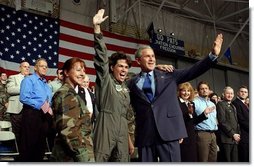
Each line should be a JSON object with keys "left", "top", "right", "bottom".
{"left": 93, "top": 33, "right": 135, "bottom": 162}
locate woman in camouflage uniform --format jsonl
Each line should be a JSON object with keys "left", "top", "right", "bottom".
{"left": 92, "top": 9, "right": 135, "bottom": 162}
{"left": 51, "top": 58, "right": 94, "bottom": 162}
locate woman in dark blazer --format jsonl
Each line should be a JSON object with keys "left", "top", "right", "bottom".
{"left": 177, "top": 82, "right": 212, "bottom": 162}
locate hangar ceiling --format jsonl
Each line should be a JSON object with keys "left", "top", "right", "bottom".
{"left": 107, "top": 0, "right": 249, "bottom": 40}
{"left": 140, "top": 0, "right": 249, "bottom": 39}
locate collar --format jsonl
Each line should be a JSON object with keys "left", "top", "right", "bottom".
{"left": 141, "top": 70, "right": 154, "bottom": 78}
{"left": 179, "top": 97, "right": 186, "bottom": 103}
{"left": 197, "top": 96, "right": 210, "bottom": 101}
{"left": 237, "top": 96, "right": 246, "bottom": 103}
{"left": 33, "top": 72, "right": 47, "bottom": 83}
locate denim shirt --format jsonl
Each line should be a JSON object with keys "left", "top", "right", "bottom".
{"left": 20, "top": 72, "right": 52, "bottom": 110}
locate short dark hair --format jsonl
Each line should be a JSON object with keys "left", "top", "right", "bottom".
{"left": 238, "top": 85, "right": 248, "bottom": 90}
{"left": 108, "top": 52, "right": 132, "bottom": 73}
{"left": 56, "top": 68, "right": 63, "bottom": 75}
{"left": 209, "top": 92, "right": 218, "bottom": 98}
{"left": 197, "top": 81, "right": 210, "bottom": 91}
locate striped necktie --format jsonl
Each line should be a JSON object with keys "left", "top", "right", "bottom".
{"left": 143, "top": 73, "right": 153, "bottom": 102}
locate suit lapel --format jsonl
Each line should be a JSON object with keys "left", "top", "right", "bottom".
{"left": 154, "top": 69, "right": 167, "bottom": 99}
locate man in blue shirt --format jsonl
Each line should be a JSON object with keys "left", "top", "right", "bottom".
{"left": 193, "top": 81, "right": 217, "bottom": 162}
{"left": 19, "top": 58, "right": 53, "bottom": 161}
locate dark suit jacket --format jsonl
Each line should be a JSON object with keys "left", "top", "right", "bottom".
{"left": 216, "top": 101, "right": 240, "bottom": 144}
{"left": 178, "top": 99, "right": 207, "bottom": 162}
{"left": 232, "top": 98, "right": 249, "bottom": 144}
{"left": 78, "top": 86, "right": 97, "bottom": 124}
{"left": 179, "top": 100, "right": 207, "bottom": 144}
{"left": 128, "top": 55, "right": 216, "bottom": 147}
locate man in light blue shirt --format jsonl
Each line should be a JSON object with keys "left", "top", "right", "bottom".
{"left": 193, "top": 81, "right": 217, "bottom": 162}
{"left": 19, "top": 58, "right": 52, "bottom": 161}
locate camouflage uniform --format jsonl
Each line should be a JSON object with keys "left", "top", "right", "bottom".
{"left": 93, "top": 33, "right": 135, "bottom": 162}
{"left": 50, "top": 83, "right": 94, "bottom": 162}
{"left": 0, "top": 82, "right": 10, "bottom": 121}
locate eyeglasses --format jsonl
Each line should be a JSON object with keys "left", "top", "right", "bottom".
{"left": 38, "top": 65, "right": 48, "bottom": 68}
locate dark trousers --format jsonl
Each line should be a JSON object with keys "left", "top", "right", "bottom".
{"left": 221, "top": 143, "right": 238, "bottom": 162}
{"left": 20, "top": 106, "right": 49, "bottom": 162}
{"left": 138, "top": 140, "right": 181, "bottom": 162}
{"left": 238, "top": 142, "right": 249, "bottom": 162}
{"left": 10, "top": 112, "right": 22, "bottom": 148}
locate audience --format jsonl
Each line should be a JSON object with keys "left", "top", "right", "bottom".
{"left": 6, "top": 61, "right": 30, "bottom": 154}
{"left": 216, "top": 86, "right": 240, "bottom": 162}
{"left": 0, "top": 78, "right": 9, "bottom": 121}
{"left": 193, "top": 81, "right": 218, "bottom": 162}
{"left": 19, "top": 58, "right": 53, "bottom": 161}
{"left": 232, "top": 85, "right": 249, "bottom": 162}
{"left": 177, "top": 82, "right": 214, "bottom": 162}
{"left": 48, "top": 68, "right": 64, "bottom": 95}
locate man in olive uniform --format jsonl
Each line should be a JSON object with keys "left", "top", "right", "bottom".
{"left": 0, "top": 81, "right": 9, "bottom": 121}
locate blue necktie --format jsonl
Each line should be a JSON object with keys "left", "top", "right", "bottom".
{"left": 143, "top": 73, "right": 153, "bottom": 102}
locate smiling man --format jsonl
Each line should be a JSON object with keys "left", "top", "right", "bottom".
{"left": 127, "top": 34, "right": 223, "bottom": 161}
{"left": 19, "top": 58, "right": 53, "bottom": 161}
{"left": 216, "top": 86, "right": 240, "bottom": 162}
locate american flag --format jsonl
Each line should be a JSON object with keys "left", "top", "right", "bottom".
{"left": 0, "top": 4, "right": 149, "bottom": 85}
{"left": 0, "top": 4, "right": 59, "bottom": 79}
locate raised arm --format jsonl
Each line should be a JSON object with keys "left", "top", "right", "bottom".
{"left": 211, "top": 33, "right": 223, "bottom": 56}
{"left": 93, "top": 9, "right": 108, "bottom": 34}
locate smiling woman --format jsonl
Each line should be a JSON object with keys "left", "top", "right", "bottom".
{"left": 109, "top": 52, "right": 132, "bottom": 83}
{"left": 92, "top": 9, "right": 135, "bottom": 162}
{"left": 50, "top": 57, "right": 95, "bottom": 162}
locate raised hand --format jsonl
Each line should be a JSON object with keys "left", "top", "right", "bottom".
{"left": 211, "top": 33, "right": 223, "bottom": 56}
{"left": 93, "top": 9, "right": 108, "bottom": 26}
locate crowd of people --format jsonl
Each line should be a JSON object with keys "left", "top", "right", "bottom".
{"left": 0, "top": 9, "right": 249, "bottom": 162}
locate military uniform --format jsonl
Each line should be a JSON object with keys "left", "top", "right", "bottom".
{"left": 51, "top": 83, "right": 94, "bottom": 162}
{"left": 0, "top": 82, "right": 10, "bottom": 121}
{"left": 93, "top": 33, "right": 135, "bottom": 162}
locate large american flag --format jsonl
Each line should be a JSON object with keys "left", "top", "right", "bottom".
{"left": 0, "top": 5, "right": 148, "bottom": 85}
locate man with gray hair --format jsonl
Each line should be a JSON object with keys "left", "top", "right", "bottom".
{"left": 6, "top": 60, "right": 30, "bottom": 152}
{"left": 216, "top": 86, "right": 240, "bottom": 162}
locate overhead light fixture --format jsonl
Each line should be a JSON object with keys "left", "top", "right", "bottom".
{"left": 170, "top": 32, "right": 175, "bottom": 36}
{"left": 73, "top": 0, "right": 81, "bottom": 5}
{"left": 157, "top": 29, "right": 162, "bottom": 34}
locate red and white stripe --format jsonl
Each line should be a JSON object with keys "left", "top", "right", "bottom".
{"left": 59, "top": 20, "right": 149, "bottom": 86}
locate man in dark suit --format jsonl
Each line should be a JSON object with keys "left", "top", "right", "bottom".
{"left": 217, "top": 86, "right": 240, "bottom": 162}
{"left": 232, "top": 85, "right": 249, "bottom": 162}
{"left": 77, "top": 74, "right": 97, "bottom": 125}
{"left": 127, "top": 34, "right": 223, "bottom": 162}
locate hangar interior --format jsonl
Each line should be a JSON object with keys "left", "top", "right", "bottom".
{"left": 0, "top": 0, "right": 249, "bottom": 95}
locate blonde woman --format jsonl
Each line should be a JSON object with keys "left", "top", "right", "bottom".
{"left": 178, "top": 82, "right": 213, "bottom": 162}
